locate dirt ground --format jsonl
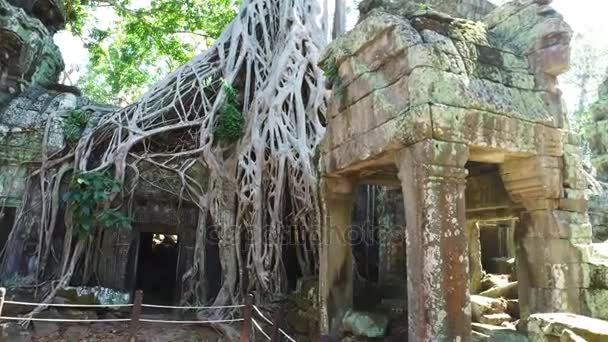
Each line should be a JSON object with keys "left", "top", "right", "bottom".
{"left": 1, "top": 321, "right": 229, "bottom": 342}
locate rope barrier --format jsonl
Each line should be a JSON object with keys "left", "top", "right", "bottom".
{"left": 4, "top": 300, "right": 243, "bottom": 310}
{"left": 140, "top": 318, "right": 244, "bottom": 324}
{"left": 280, "top": 328, "right": 297, "bottom": 342}
{"left": 3, "top": 300, "right": 133, "bottom": 308}
{"left": 0, "top": 315, "right": 244, "bottom": 324}
{"left": 0, "top": 288, "right": 298, "bottom": 341}
{"left": 0, "top": 316, "right": 130, "bottom": 322}
{"left": 252, "top": 305, "right": 297, "bottom": 342}
{"left": 252, "top": 318, "right": 271, "bottom": 340}
{"left": 140, "top": 303, "right": 244, "bottom": 310}
{"left": 252, "top": 305, "right": 273, "bottom": 325}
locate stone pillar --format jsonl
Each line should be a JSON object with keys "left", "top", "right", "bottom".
{"left": 501, "top": 156, "right": 593, "bottom": 320}
{"left": 467, "top": 221, "right": 483, "bottom": 294}
{"left": 378, "top": 188, "right": 406, "bottom": 287}
{"left": 396, "top": 140, "right": 471, "bottom": 342}
{"left": 319, "top": 176, "right": 355, "bottom": 337}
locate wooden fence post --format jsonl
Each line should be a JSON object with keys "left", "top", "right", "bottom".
{"left": 270, "top": 307, "right": 284, "bottom": 342}
{"left": 239, "top": 293, "right": 254, "bottom": 342}
{"left": 130, "top": 290, "right": 143, "bottom": 342}
{"left": 0, "top": 287, "right": 6, "bottom": 318}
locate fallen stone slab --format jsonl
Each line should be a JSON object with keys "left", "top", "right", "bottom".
{"left": 560, "top": 328, "right": 587, "bottom": 342}
{"left": 472, "top": 323, "right": 528, "bottom": 341}
{"left": 481, "top": 273, "right": 511, "bottom": 291}
{"left": 480, "top": 313, "right": 512, "bottom": 326}
{"left": 479, "top": 281, "right": 518, "bottom": 299}
{"left": 471, "top": 295, "right": 507, "bottom": 322}
{"left": 528, "top": 313, "right": 608, "bottom": 342}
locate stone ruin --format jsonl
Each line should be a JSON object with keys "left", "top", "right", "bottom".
{"left": 0, "top": 0, "right": 205, "bottom": 303}
{"left": 586, "top": 75, "right": 608, "bottom": 243}
{"left": 3, "top": 0, "right": 608, "bottom": 340}
{"left": 318, "top": 0, "right": 608, "bottom": 340}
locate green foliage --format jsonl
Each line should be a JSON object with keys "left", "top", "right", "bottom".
{"left": 64, "top": 0, "right": 88, "bottom": 35}
{"left": 64, "top": 172, "right": 131, "bottom": 239}
{"left": 68, "top": 0, "right": 240, "bottom": 105}
{"left": 62, "top": 109, "right": 90, "bottom": 144}
{"left": 322, "top": 59, "right": 344, "bottom": 99}
{"left": 214, "top": 81, "right": 244, "bottom": 142}
{"left": 418, "top": 2, "right": 429, "bottom": 10}
{"left": 323, "top": 62, "right": 339, "bottom": 83}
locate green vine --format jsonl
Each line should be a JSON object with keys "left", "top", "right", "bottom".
{"left": 214, "top": 80, "right": 244, "bottom": 142}
{"left": 62, "top": 109, "right": 90, "bottom": 144}
{"left": 64, "top": 171, "right": 131, "bottom": 239}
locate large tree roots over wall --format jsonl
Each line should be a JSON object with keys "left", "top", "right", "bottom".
{"left": 0, "top": 0, "right": 327, "bottom": 321}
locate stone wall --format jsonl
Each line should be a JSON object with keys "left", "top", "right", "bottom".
{"left": 318, "top": 0, "right": 608, "bottom": 339}
{"left": 0, "top": 86, "right": 78, "bottom": 206}
{"left": 585, "top": 76, "right": 608, "bottom": 242}
{"left": 359, "top": 0, "right": 496, "bottom": 21}
{"left": 0, "top": 0, "right": 64, "bottom": 106}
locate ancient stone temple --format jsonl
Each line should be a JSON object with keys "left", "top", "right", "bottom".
{"left": 0, "top": 0, "right": 206, "bottom": 305}
{"left": 0, "top": 0, "right": 72, "bottom": 260}
{"left": 318, "top": 0, "right": 608, "bottom": 340}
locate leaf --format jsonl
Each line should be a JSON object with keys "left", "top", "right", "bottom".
{"left": 77, "top": 177, "right": 89, "bottom": 185}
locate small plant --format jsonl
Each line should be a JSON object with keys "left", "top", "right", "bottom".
{"left": 64, "top": 171, "right": 131, "bottom": 239}
{"left": 215, "top": 80, "right": 244, "bottom": 142}
{"left": 323, "top": 59, "right": 344, "bottom": 99}
{"left": 62, "top": 109, "right": 90, "bottom": 144}
{"left": 418, "top": 3, "right": 427, "bottom": 10}
{"left": 323, "top": 62, "right": 339, "bottom": 83}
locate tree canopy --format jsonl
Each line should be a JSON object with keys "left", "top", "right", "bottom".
{"left": 64, "top": 0, "right": 240, "bottom": 105}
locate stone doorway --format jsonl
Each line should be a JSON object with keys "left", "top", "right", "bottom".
{"left": 134, "top": 232, "right": 180, "bottom": 305}
{"left": 316, "top": 0, "right": 594, "bottom": 338}
{"left": 465, "top": 161, "right": 522, "bottom": 329}
{"left": 351, "top": 185, "right": 406, "bottom": 316}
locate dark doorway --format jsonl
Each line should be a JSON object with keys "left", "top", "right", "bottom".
{"left": 351, "top": 185, "right": 406, "bottom": 311}
{"left": 205, "top": 222, "right": 222, "bottom": 302}
{"left": 135, "top": 233, "right": 179, "bottom": 305}
{"left": 0, "top": 208, "right": 16, "bottom": 252}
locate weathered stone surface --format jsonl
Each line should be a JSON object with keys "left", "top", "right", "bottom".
{"left": 0, "top": 0, "right": 64, "bottom": 106}
{"left": 528, "top": 313, "right": 608, "bottom": 342}
{"left": 479, "top": 313, "right": 512, "bottom": 325}
{"left": 0, "top": 87, "right": 78, "bottom": 205}
{"left": 472, "top": 323, "right": 528, "bottom": 341}
{"left": 479, "top": 281, "right": 518, "bottom": 299}
{"left": 471, "top": 295, "right": 508, "bottom": 322}
{"left": 8, "top": 0, "right": 66, "bottom": 32}
{"left": 481, "top": 273, "right": 511, "bottom": 291}
{"left": 359, "top": 0, "right": 496, "bottom": 21}
{"left": 341, "top": 309, "right": 389, "bottom": 338}
{"left": 560, "top": 329, "right": 587, "bottom": 342}
{"left": 467, "top": 222, "right": 484, "bottom": 294}
{"left": 318, "top": 0, "right": 607, "bottom": 339}
{"left": 588, "top": 189, "right": 608, "bottom": 242}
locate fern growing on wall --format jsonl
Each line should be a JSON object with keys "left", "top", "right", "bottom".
{"left": 214, "top": 81, "right": 244, "bottom": 142}
{"left": 62, "top": 109, "right": 90, "bottom": 144}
